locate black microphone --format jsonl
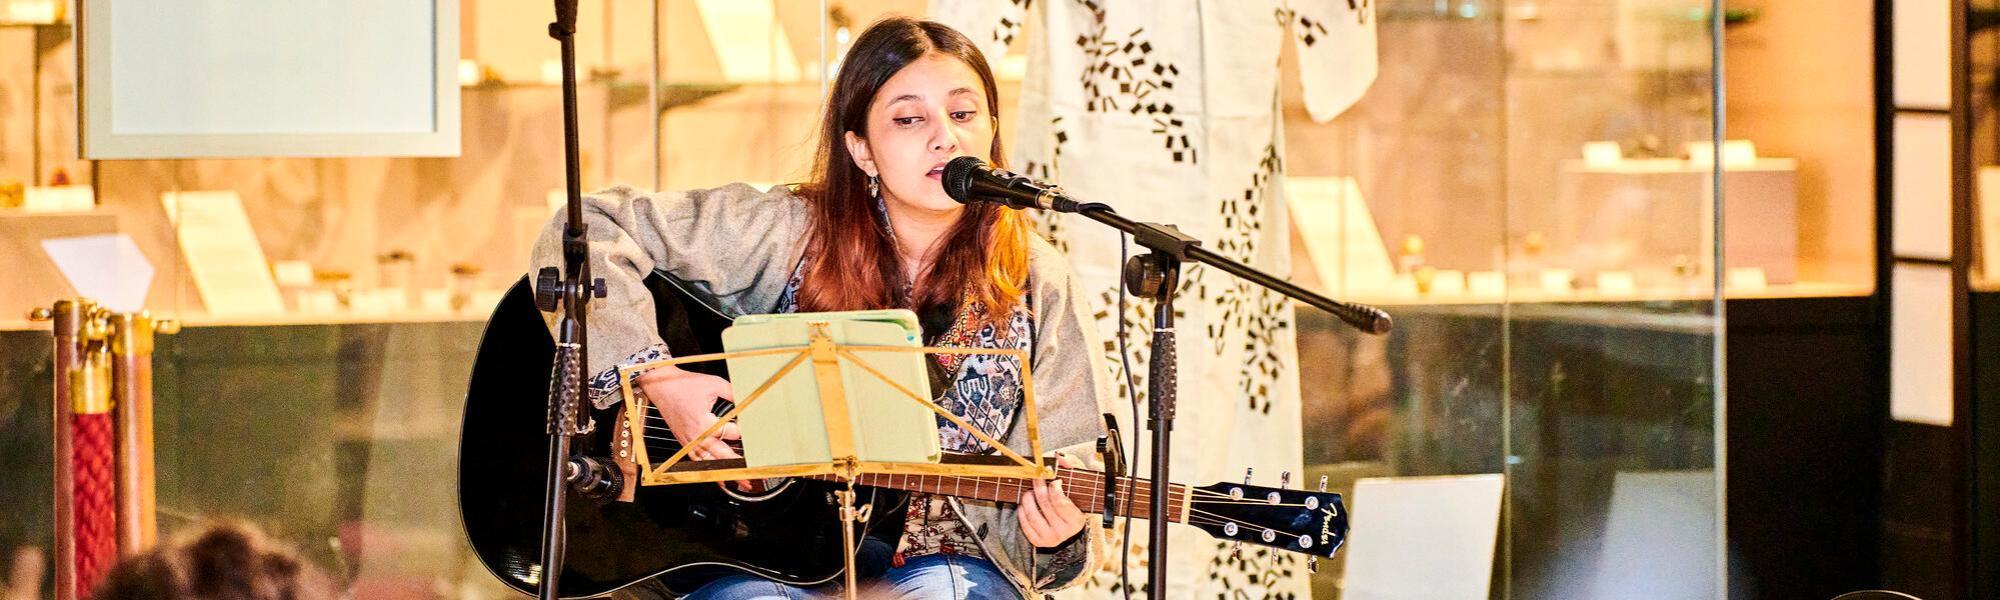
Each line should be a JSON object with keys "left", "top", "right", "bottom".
{"left": 943, "top": 156, "right": 1085, "bottom": 212}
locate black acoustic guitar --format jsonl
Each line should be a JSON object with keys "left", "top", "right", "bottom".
{"left": 457, "top": 274, "right": 1348, "bottom": 598}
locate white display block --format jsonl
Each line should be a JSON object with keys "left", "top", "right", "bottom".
{"left": 1467, "top": 271, "right": 1505, "bottom": 297}
{"left": 1342, "top": 474, "right": 1505, "bottom": 600}
{"left": 24, "top": 186, "right": 95, "bottom": 213}
{"left": 299, "top": 290, "right": 342, "bottom": 314}
{"left": 1595, "top": 271, "right": 1637, "bottom": 296}
{"left": 419, "top": 289, "right": 454, "bottom": 313}
{"left": 1582, "top": 141, "right": 1623, "bottom": 168}
{"left": 1539, "top": 269, "right": 1575, "bottom": 295}
{"left": 1429, "top": 269, "right": 1467, "bottom": 296}
{"left": 271, "top": 260, "right": 315, "bottom": 288}
{"left": 1726, "top": 267, "right": 1769, "bottom": 292}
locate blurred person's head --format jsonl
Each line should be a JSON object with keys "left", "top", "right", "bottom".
{"left": 92, "top": 522, "right": 336, "bottom": 600}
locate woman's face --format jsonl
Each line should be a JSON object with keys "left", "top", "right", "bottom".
{"left": 845, "top": 53, "right": 995, "bottom": 215}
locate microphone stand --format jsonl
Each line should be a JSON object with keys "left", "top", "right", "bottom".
{"left": 1068, "top": 204, "right": 1390, "bottom": 598}
{"left": 530, "top": 1, "right": 607, "bottom": 598}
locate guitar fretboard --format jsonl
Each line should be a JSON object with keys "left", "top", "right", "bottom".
{"left": 807, "top": 467, "right": 1189, "bottom": 523}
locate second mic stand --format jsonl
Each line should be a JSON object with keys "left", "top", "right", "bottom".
{"left": 1073, "top": 204, "right": 1391, "bottom": 599}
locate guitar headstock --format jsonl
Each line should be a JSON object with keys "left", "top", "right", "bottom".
{"left": 1185, "top": 478, "right": 1347, "bottom": 558}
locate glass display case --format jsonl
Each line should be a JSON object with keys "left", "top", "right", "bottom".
{"left": 0, "top": 1, "right": 1748, "bottom": 598}
{"left": 1285, "top": 0, "right": 1730, "bottom": 598}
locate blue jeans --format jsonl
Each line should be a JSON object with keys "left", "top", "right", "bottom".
{"left": 683, "top": 554, "right": 1025, "bottom": 600}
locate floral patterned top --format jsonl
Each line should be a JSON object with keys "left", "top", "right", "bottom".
{"left": 591, "top": 258, "right": 1037, "bottom": 563}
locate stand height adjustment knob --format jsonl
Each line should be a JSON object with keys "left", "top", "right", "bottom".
{"left": 534, "top": 267, "right": 563, "bottom": 312}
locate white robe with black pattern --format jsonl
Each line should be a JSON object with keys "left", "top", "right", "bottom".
{"left": 927, "top": 1, "right": 1376, "bottom": 598}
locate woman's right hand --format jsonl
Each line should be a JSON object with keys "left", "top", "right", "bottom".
{"left": 635, "top": 364, "right": 741, "bottom": 462}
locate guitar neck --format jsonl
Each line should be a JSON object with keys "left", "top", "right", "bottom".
{"left": 809, "top": 467, "right": 1188, "bottom": 523}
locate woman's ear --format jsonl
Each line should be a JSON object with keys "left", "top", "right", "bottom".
{"left": 844, "top": 131, "right": 878, "bottom": 177}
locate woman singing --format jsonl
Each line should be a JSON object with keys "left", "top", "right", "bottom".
{"left": 533, "top": 16, "right": 1116, "bottom": 600}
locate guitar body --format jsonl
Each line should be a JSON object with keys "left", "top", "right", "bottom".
{"left": 458, "top": 275, "right": 1351, "bottom": 598}
{"left": 457, "top": 275, "right": 890, "bottom": 598}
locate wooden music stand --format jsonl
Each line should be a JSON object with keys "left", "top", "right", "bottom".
{"left": 615, "top": 321, "right": 1049, "bottom": 599}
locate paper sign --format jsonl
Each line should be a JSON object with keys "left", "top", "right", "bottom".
{"left": 40, "top": 234, "right": 154, "bottom": 312}
{"left": 162, "top": 191, "right": 286, "bottom": 315}
{"left": 1286, "top": 177, "right": 1395, "bottom": 295}
{"left": 695, "top": 0, "right": 803, "bottom": 83}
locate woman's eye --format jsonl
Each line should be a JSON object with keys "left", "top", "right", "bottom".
{"left": 950, "top": 110, "right": 977, "bottom": 121}
{"left": 893, "top": 116, "right": 922, "bottom": 126}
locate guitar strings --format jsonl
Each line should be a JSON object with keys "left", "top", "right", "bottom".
{"left": 633, "top": 415, "right": 1330, "bottom": 513}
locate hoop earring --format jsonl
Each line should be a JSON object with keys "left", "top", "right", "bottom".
{"left": 867, "top": 175, "right": 880, "bottom": 198}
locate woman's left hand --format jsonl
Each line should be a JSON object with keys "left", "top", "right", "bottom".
{"left": 1019, "top": 453, "right": 1089, "bottom": 547}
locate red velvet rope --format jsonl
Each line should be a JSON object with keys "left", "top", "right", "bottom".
{"left": 72, "top": 412, "right": 116, "bottom": 596}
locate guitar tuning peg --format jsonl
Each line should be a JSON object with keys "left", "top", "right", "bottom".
{"left": 1308, "top": 556, "right": 1319, "bottom": 573}
{"left": 1243, "top": 467, "right": 1254, "bottom": 485}
{"left": 1232, "top": 539, "right": 1243, "bottom": 560}
{"left": 1318, "top": 474, "right": 1329, "bottom": 492}
{"left": 1279, "top": 471, "right": 1291, "bottom": 488}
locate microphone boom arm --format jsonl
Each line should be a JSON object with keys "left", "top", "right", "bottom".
{"left": 1073, "top": 204, "right": 1392, "bottom": 335}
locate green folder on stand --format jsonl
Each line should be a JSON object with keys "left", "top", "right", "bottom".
{"left": 722, "top": 309, "right": 943, "bottom": 468}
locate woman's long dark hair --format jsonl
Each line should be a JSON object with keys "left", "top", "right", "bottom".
{"left": 795, "top": 17, "right": 1030, "bottom": 320}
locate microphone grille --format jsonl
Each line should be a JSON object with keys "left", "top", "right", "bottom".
{"left": 943, "top": 156, "right": 986, "bottom": 202}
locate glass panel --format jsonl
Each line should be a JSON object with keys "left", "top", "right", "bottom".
{"left": 1503, "top": 2, "right": 1720, "bottom": 598}
{"left": 1286, "top": 1, "right": 1724, "bottom": 598}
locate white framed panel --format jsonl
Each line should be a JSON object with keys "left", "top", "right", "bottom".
{"left": 1891, "top": 264, "right": 1954, "bottom": 426}
{"left": 1893, "top": 0, "right": 1951, "bottom": 110}
{"left": 1893, "top": 113, "right": 1953, "bottom": 261}
{"left": 78, "top": 0, "right": 460, "bottom": 158}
